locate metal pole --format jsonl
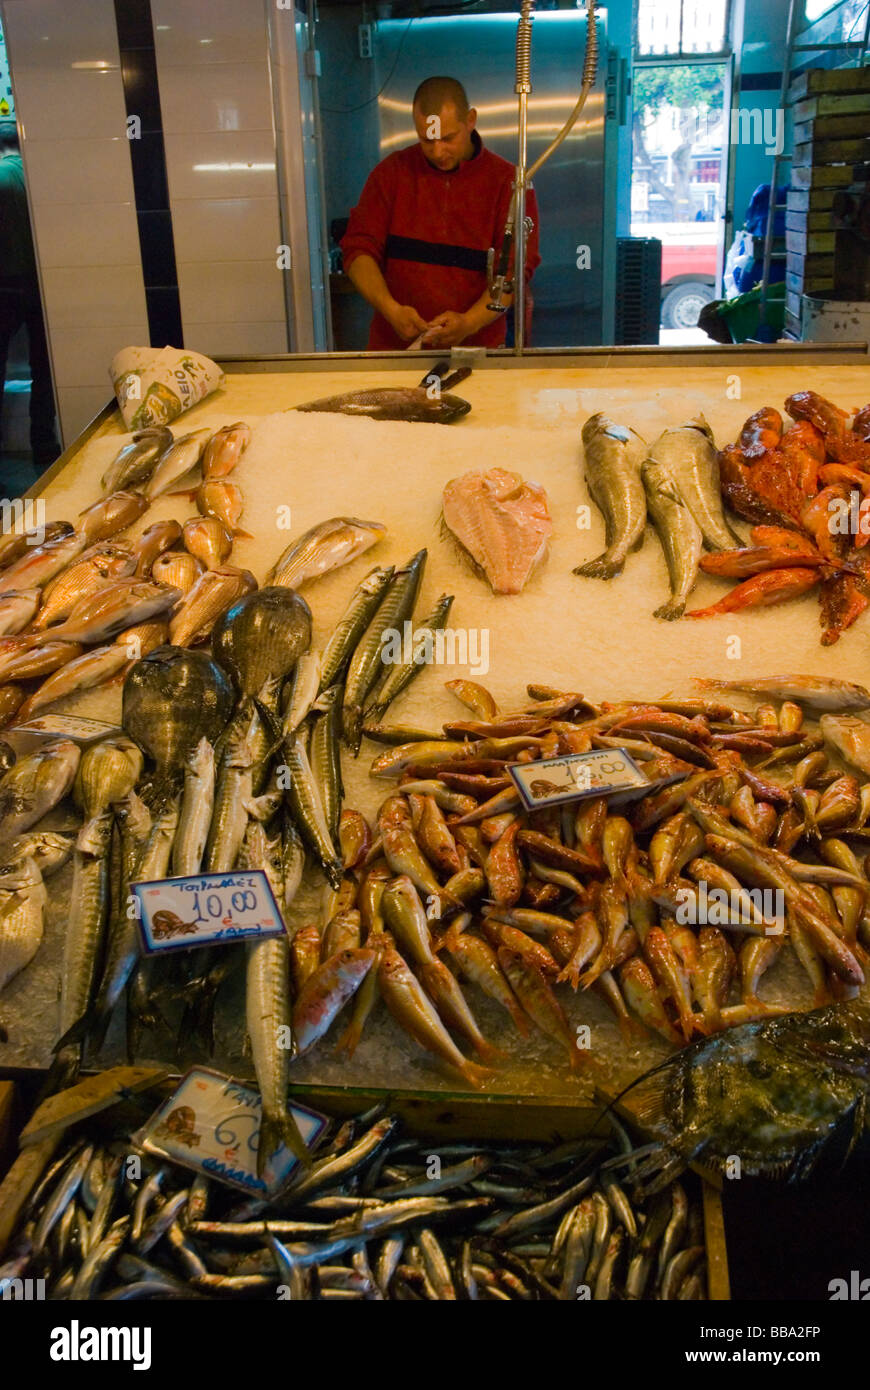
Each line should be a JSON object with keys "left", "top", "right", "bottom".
{"left": 514, "top": 92, "right": 528, "bottom": 354}
{"left": 759, "top": 0, "right": 799, "bottom": 335}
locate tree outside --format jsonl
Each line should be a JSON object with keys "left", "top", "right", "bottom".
{"left": 633, "top": 65, "right": 726, "bottom": 222}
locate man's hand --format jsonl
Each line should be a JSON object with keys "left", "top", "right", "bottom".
{"left": 386, "top": 302, "right": 429, "bottom": 342}
{"left": 421, "top": 310, "right": 470, "bottom": 348}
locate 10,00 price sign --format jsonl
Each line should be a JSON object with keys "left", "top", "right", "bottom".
{"left": 130, "top": 869, "right": 286, "bottom": 954}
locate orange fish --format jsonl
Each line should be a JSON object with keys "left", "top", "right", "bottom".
{"left": 686, "top": 567, "right": 820, "bottom": 618}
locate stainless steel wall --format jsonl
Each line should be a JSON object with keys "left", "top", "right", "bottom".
{"left": 321, "top": 9, "right": 609, "bottom": 347}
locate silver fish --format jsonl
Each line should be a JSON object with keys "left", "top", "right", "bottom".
{"left": 647, "top": 416, "right": 739, "bottom": 551}
{"left": 575, "top": 413, "right": 648, "bottom": 580}
{"left": 52, "top": 809, "right": 114, "bottom": 1088}
{"left": 172, "top": 736, "right": 215, "bottom": 877}
{"left": 267, "top": 516, "right": 387, "bottom": 590}
{"left": 0, "top": 738, "right": 80, "bottom": 851}
{"left": 319, "top": 565, "right": 395, "bottom": 692}
{"left": 642, "top": 455, "right": 703, "bottom": 621}
{"left": 101, "top": 427, "right": 172, "bottom": 494}
{"left": 0, "top": 854, "right": 48, "bottom": 1034}
{"left": 145, "top": 427, "right": 213, "bottom": 499}
{"left": 283, "top": 648, "right": 322, "bottom": 735}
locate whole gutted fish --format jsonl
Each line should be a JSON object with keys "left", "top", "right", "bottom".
{"left": 100, "top": 427, "right": 172, "bottom": 494}
{"left": 131, "top": 520, "right": 183, "bottom": 578}
{"left": 35, "top": 545, "right": 136, "bottom": 629}
{"left": 146, "top": 428, "right": 213, "bottom": 499}
{"left": 0, "top": 589, "right": 40, "bottom": 635}
{"left": 319, "top": 565, "right": 395, "bottom": 691}
{"left": 442, "top": 469, "right": 551, "bottom": 596}
{"left": 0, "top": 530, "right": 88, "bottom": 596}
{"left": 151, "top": 551, "right": 204, "bottom": 597}
{"left": 122, "top": 646, "right": 234, "bottom": 806}
{"left": 169, "top": 567, "right": 256, "bottom": 648}
{"left": 196, "top": 481, "right": 247, "bottom": 535}
{"left": 295, "top": 387, "right": 471, "bottom": 424}
{"left": 268, "top": 517, "right": 386, "bottom": 590}
{"left": 172, "top": 737, "right": 215, "bottom": 877}
{"left": 642, "top": 456, "right": 703, "bottom": 621}
{"left": 695, "top": 675, "right": 870, "bottom": 713}
{"left": 0, "top": 738, "right": 80, "bottom": 850}
{"left": 182, "top": 517, "right": 233, "bottom": 572}
{"left": 282, "top": 735, "right": 343, "bottom": 889}
{"left": 77, "top": 491, "right": 150, "bottom": 545}
{"left": 819, "top": 714, "right": 870, "bottom": 775}
{"left": 343, "top": 549, "right": 426, "bottom": 752}
{"left": 202, "top": 422, "right": 251, "bottom": 479}
{"left": 212, "top": 586, "right": 312, "bottom": 703}
{"left": 26, "top": 580, "right": 180, "bottom": 648}
{"left": 575, "top": 414, "right": 648, "bottom": 580}
{"left": 0, "top": 854, "right": 48, "bottom": 1037}
{"left": 646, "top": 418, "right": 739, "bottom": 551}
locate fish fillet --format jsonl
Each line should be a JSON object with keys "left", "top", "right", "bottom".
{"left": 442, "top": 468, "right": 552, "bottom": 595}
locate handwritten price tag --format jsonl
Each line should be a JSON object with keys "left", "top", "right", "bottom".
{"left": 135, "top": 1067, "right": 328, "bottom": 1197}
{"left": 130, "top": 868, "right": 286, "bottom": 954}
{"left": 509, "top": 748, "right": 648, "bottom": 810}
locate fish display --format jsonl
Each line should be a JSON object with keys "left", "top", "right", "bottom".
{"left": 100, "top": 427, "right": 172, "bottom": 495}
{"left": 0, "top": 1097, "right": 711, "bottom": 1300}
{"left": 295, "top": 386, "right": 472, "bottom": 424}
{"left": 645, "top": 418, "right": 739, "bottom": 552}
{"left": 641, "top": 456, "right": 703, "bottom": 621}
{"left": 146, "top": 428, "right": 213, "bottom": 500}
{"left": 442, "top": 469, "right": 552, "bottom": 596}
{"left": 202, "top": 422, "right": 252, "bottom": 479}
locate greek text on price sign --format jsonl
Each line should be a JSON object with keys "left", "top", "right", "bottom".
{"left": 130, "top": 869, "right": 286, "bottom": 954}
{"left": 509, "top": 748, "right": 648, "bottom": 810}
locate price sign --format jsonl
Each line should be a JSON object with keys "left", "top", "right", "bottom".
{"left": 135, "top": 1067, "right": 328, "bottom": 1198}
{"left": 130, "top": 868, "right": 286, "bottom": 954}
{"left": 509, "top": 748, "right": 649, "bottom": 810}
{"left": 11, "top": 714, "right": 122, "bottom": 743}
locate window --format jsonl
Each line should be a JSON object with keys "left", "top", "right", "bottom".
{"left": 804, "top": 0, "right": 840, "bottom": 19}
{"left": 636, "top": 0, "right": 730, "bottom": 57}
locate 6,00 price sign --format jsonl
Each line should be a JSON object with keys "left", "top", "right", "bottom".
{"left": 130, "top": 869, "right": 286, "bottom": 955}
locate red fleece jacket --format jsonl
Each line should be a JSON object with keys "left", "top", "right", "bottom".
{"left": 341, "top": 133, "right": 540, "bottom": 350}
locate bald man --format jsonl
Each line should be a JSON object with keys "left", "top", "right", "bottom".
{"left": 341, "top": 75, "right": 540, "bottom": 350}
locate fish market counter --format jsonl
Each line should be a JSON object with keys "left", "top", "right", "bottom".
{"left": 2, "top": 342, "right": 870, "bottom": 1110}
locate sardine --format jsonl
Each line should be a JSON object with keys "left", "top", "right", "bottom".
{"left": 268, "top": 516, "right": 387, "bottom": 590}
{"left": 646, "top": 417, "right": 739, "bottom": 550}
{"left": 642, "top": 455, "right": 703, "bottom": 620}
{"left": 575, "top": 413, "right": 648, "bottom": 580}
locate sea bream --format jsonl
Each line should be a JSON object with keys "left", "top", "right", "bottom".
{"left": 642, "top": 455, "right": 703, "bottom": 621}
{"left": 267, "top": 517, "right": 386, "bottom": 590}
{"left": 100, "top": 427, "right": 172, "bottom": 495}
{"left": 442, "top": 469, "right": 552, "bottom": 596}
{"left": 575, "top": 414, "right": 648, "bottom": 580}
{"left": 646, "top": 417, "right": 740, "bottom": 551}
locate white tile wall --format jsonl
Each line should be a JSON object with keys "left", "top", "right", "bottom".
{"left": 152, "top": 0, "right": 288, "bottom": 355}
{"left": 0, "top": 0, "right": 148, "bottom": 447}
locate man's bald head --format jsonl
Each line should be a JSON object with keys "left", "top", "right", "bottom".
{"left": 412, "top": 76, "right": 477, "bottom": 171}
{"left": 412, "top": 76, "right": 469, "bottom": 120}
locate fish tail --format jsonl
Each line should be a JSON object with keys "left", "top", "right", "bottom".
{"left": 167, "top": 488, "right": 200, "bottom": 501}
{"left": 342, "top": 706, "right": 363, "bottom": 755}
{"left": 457, "top": 1058, "right": 495, "bottom": 1089}
{"left": 40, "top": 1044, "right": 81, "bottom": 1101}
{"left": 232, "top": 528, "right": 254, "bottom": 541}
{"left": 258, "top": 1108, "right": 313, "bottom": 1175}
{"left": 654, "top": 599, "right": 687, "bottom": 622}
{"left": 508, "top": 1001, "right": 532, "bottom": 1036}
{"left": 52, "top": 1010, "right": 94, "bottom": 1055}
{"left": 573, "top": 555, "right": 624, "bottom": 581}
{"left": 473, "top": 1036, "right": 506, "bottom": 1064}
{"left": 334, "top": 1017, "right": 364, "bottom": 1057}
